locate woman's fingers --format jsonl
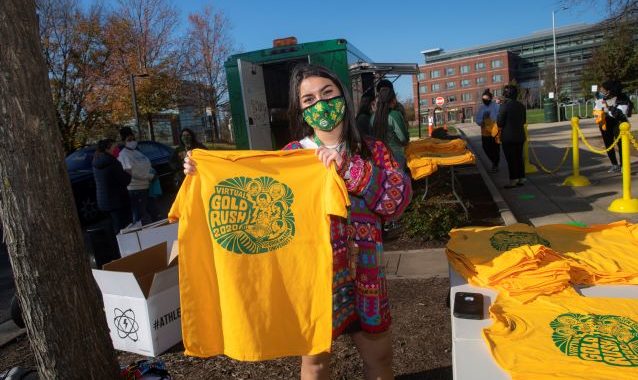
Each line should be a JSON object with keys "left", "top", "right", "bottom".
{"left": 183, "top": 154, "right": 197, "bottom": 175}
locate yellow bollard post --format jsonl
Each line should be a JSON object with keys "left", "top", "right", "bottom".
{"left": 523, "top": 123, "right": 538, "bottom": 174}
{"left": 608, "top": 122, "right": 638, "bottom": 213}
{"left": 563, "top": 117, "right": 591, "bottom": 187}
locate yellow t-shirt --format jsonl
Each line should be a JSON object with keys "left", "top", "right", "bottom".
{"left": 168, "top": 149, "right": 350, "bottom": 361}
{"left": 484, "top": 291, "right": 638, "bottom": 379}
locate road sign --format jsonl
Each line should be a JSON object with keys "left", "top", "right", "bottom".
{"left": 435, "top": 96, "right": 445, "bottom": 106}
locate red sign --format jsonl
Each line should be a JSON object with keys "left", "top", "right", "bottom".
{"left": 435, "top": 96, "right": 445, "bottom": 106}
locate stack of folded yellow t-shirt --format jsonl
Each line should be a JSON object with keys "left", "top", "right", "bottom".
{"left": 406, "top": 139, "right": 476, "bottom": 180}
{"left": 447, "top": 222, "right": 638, "bottom": 301}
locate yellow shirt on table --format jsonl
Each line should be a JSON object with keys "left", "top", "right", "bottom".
{"left": 484, "top": 291, "right": 638, "bottom": 379}
{"left": 168, "top": 149, "right": 350, "bottom": 361}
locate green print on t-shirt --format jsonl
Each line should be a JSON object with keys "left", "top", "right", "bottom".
{"left": 208, "top": 176, "right": 295, "bottom": 254}
{"left": 489, "top": 231, "right": 551, "bottom": 251}
{"left": 550, "top": 312, "right": 638, "bottom": 367}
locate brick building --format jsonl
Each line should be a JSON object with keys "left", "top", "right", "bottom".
{"left": 412, "top": 50, "right": 515, "bottom": 125}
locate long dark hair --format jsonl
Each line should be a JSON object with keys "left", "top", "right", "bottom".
{"left": 179, "top": 128, "right": 205, "bottom": 149}
{"left": 372, "top": 87, "right": 395, "bottom": 140}
{"left": 288, "top": 63, "right": 370, "bottom": 159}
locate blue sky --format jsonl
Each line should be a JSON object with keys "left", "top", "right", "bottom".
{"left": 88, "top": 0, "right": 604, "bottom": 99}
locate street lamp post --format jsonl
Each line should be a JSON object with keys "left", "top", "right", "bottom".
{"left": 552, "top": 7, "right": 567, "bottom": 121}
{"left": 129, "top": 73, "right": 149, "bottom": 140}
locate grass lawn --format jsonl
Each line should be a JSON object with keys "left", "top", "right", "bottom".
{"left": 526, "top": 108, "right": 545, "bottom": 124}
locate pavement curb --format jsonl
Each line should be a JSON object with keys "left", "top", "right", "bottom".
{"left": 459, "top": 129, "right": 518, "bottom": 226}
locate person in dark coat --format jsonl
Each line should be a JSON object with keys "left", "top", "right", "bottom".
{"left": 93, "top": 138, "right": 131, "bottom": 233}
{"left": 497, "top": 85, "right": 527, "bottom": 188}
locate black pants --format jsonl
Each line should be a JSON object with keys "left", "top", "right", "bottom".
{"left": 600, "top": 124, "right": 622, "bottom": 166}
{"left": 481, "top": 135, "right": 500, "bottom": 166}
{"left": 502, "top": 143, "right": 525, "bottom": 181}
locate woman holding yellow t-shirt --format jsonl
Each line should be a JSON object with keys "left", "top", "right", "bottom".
{"left": 184, "top": 64, "right": 412, "bottom": 380}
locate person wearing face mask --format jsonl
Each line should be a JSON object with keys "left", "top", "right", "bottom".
{"left": 371, "top": 86, "right": 409, "bottom": 170}
{"left": 182, "top": 64, "right": 412, "bottom": 380}
{"left": 117, "top": 127, "right": 155, "bottom": 225}
{"left": 497, "top": 85, "right": 527, "bottom": 189}
{"left": 597, "top": 80, "right": 632, "bottom": 173}
{"left": 475, "top": 88, "right": 501, "bottom": 173}
{"left": 171, "top": 128, "right": 207, "bottom": 186}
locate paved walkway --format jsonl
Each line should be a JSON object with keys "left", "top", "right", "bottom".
{"left": 460, "top": 115, "right": 638, "bottom": 226}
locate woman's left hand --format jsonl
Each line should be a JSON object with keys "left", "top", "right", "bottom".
{"left": 316, "top": 146, "right": 344, "bottom": 169}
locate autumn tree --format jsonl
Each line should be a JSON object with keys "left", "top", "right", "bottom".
{"left": 580, "top": 19, "right": 638, "bottom": 97}
{"left": 183, "top": 5, "right": 235, "bottom": 142}
{"left": 37, "top": 0, "right": 111, "bottom": 153}
{"left": 1, "top": 0, "right": 119, "bottom": 377}
{"left": 102, "top": 0, "right": 181, "bottom": 140}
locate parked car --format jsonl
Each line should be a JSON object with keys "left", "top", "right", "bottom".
{"left": 65, "top": 141, "right": 177, "bottom": 225}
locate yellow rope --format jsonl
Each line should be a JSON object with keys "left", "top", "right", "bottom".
{"left": 575, "top": 124, "right": 621, "bottom": 154}
{"left": 629, "top": 132, "right": 638, "bottom": 152}
{"left": 528, "top": 142, "right": 571, "bottom": 174}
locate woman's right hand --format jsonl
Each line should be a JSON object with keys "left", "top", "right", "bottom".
{"left": 183, "top": 151, "right": 197, "bottom": 176}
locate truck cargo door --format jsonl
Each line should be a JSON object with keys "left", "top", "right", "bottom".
{"left": 238, "top": 59, "right": 273, "bottom": 150}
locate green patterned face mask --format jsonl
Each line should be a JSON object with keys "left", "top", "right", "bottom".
{"left": 302, "top": 96, "right": 346, "bottom": 131}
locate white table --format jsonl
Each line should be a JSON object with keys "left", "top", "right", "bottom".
{"left": 448, "top": 266, "right": 638, "bottom": 380}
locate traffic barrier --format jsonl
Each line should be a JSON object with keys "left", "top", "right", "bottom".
{"left": 523, "top": 123, "right": 538, "bottom": 174}
{"left": 608, "top": 122, "right": 638, "bottom": 213}
{"left": 563, "top": 117, "right": 591, "bottom": 187}
{"left": 528, "top": 123, "right": 571, "bottom": 175}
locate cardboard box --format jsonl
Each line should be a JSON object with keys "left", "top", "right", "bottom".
{"left": 93, "top": 242, "right": 181, "bottom": 357}
{"left": 116, "top": 219, "right": 178, "bottom": 257}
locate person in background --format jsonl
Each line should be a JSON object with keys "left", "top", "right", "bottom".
{"left": 184, "top": 63, "right": 412, "bottom": 380}
{"left": 376, "top": 79, "right": 408, "bottom": 127}
{"left": 598, "top": 80, "right": 631, "bottom": 173}
{"left": 475, "top": 89, "right": 501, "bottom": 173}
{"left": 497, "top": 85, "right": 527, "bottom": 189}
{"left": 171, "top": 128, "right": 207, "bottom": 186}
{"left": 92, "top": 139, "right": 131, "bottom": 234}
{"left": 371, "top": 86, "right": 409, "bottom": 170}
{"left": 356, "top": 89, "right": 375, "bottom": 137}
{"left": 117, "top": 127, "right": 155, "bottom": 225}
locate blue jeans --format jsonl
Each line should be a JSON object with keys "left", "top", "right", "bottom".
{"left": 128, "top": 190, "right": 151, "bottom": 225}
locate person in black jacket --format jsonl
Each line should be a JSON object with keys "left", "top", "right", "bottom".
{"left": 599, "top": 79, "right": 631, "bottom": 173}
{"left": 497, "top": 85, "right": 527, "bottom": 188}
{"left": 93, "top": 139, "right": 132, "bottom": 234}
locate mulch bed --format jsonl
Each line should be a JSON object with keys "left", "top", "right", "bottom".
{"left": 0, "top": 278, "right": 452, "bottom": 379}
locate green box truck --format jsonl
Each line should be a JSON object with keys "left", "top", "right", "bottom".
{"left": 224, "top": 38, "right": 418, "bottom": 150}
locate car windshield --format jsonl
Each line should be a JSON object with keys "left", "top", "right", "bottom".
{"left": 65, "top": 147, "right": 95, "bottom": 172}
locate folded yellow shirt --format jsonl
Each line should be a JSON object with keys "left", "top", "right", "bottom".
{"left": 483, "top": 290, "right": 638, "bottom": 379}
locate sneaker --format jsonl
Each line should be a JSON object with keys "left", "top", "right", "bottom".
{"left": 607, "top": 165, "right": 621, "bottom": 173}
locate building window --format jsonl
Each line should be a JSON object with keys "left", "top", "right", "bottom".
{"left": 419, "top": 85, "right": 427, "bottom": 94}
{"left": 445, "top": 67, "right": 456, "bottom": 76}
{"left": 491, "top": 59, "right": 503, "bottom": 68}
{"left": 494, "top": 89, "right": 502, "bottom": 97}
{"left": 461, "top": 79, "right": 470, "bottom": 87}
{"left": 475, "top": 62, "right": 486, "bottom": 71}
{"left": 446, "top": 81, "right": 456, "bottom": 89}
{"left": 448, "top": 95, "right": 457, "bottom": 102}
{"left": 460, "top": 65, "right": 470, "bottom": 74}
{"left": 418, "top": 73, "right": 425, "bottom": 81}
{"left": 431, "top": 83, "right": 440, "bottom": 91}
{"left": 431, "top": 97, "right": 437, "bottom": 105}
{"left": 419, "top": 99, "right": 428, "bottom": 106}
{"left": 476, "top": 77, "right": 486, "bottom": 85}
{"left": 492, "top": 74, "right": 503, "bottom": 83}
{"left": 430, "top": 70, "right": 441, "bottom": 78}
{"left": 462, "top": 93, "right": 472, "bottom": 101}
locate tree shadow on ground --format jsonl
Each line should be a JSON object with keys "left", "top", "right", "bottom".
{"left": 396, "top": 365, "right": 452, "bottom": 380}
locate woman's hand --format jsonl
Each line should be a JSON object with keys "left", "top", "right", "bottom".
{"left": 183, "top": 151, "right": 197, "bottom": 175}
{"left": 316, "top": 146, "right": 344, "bottom": 170}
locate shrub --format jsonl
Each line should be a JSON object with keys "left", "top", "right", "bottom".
{"left": 401, "top": 196, "right": 464, "bottom": 241}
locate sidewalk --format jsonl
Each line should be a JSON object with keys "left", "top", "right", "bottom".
{"left": 459, "top": 115, "right": 638, "bottom": 226}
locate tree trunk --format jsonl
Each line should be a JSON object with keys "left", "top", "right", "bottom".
{"left": 147, "top": 113, "right": 155, "bottom": 141}
{"left": 0, "top": 1, "right": 119, "bottom": 378}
